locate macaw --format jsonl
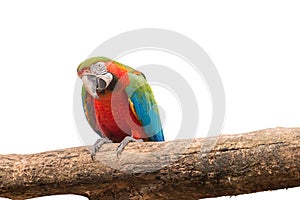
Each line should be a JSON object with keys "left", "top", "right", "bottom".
{"left": 77, "top": 57, "right": 164, "bottom": 159}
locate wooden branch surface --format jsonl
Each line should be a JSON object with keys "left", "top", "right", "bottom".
{"left": 0, "top": 127, "right": 300, "bottom": 200}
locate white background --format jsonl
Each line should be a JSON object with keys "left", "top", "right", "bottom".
{"left": 0, "top": 0, "right": 299, "bottom": 199}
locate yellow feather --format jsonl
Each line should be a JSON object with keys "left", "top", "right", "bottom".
{"left": 128, "top": 98, "right": 138, "bottom": 119}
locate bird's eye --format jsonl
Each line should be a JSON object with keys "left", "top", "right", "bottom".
{"left": 91, "top": 62, "right": 107, "bottom": 75}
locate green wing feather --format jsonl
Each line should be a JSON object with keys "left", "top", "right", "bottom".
{"left": 125, "top": 72, "right": 165, "bottom": 141}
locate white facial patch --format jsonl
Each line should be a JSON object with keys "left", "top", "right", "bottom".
{"left": 90, "top": 62, "right": 107, "bottom": 75}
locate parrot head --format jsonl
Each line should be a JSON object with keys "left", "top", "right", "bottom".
{"left": 77, "top": 57, "right": 114, "bottom": 99}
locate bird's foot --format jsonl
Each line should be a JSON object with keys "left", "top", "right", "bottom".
{"left": 117, "top": 136, "right": 143, "bottom": 158}
{"left": 91, "top": 137, "right": 112, "bottom": 160}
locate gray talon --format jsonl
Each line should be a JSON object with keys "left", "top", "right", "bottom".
{"left": 117, "top": 136, "right": 143, "bottom": 158}
{"left": 91, "top": 137, "right": 112, "bottom": 160}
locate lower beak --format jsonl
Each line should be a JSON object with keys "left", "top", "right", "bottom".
{"left": 81, "top": 75, "right": 99, "bottom": 99}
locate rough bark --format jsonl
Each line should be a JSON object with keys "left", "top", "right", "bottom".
{"left": 0, "top": 127, "right": 300, "bottom": 200}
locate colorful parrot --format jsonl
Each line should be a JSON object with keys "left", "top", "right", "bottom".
{"left": 77, "top": 57, "right": 164, "bottom": 159}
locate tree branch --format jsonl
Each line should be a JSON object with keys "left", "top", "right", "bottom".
{"left": 0, "top": 127, "right": 300, "bottom": 200}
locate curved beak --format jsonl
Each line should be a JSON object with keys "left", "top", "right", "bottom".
{"left": 81, "top": 73, "right": 113, "bottom": 99}
{"left": 81, "top": 75, "right": 99, "bottom": 99}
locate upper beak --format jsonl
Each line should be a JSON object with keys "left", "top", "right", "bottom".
{"left": 81, "top": 74, "right": 99, "bottom": 99}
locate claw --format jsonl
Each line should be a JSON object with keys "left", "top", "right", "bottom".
{"left": 117, "top": 136, "right": 143, "bottom": 158}
{"left": 91, "top": 137, "right": 112, "bottom": 160}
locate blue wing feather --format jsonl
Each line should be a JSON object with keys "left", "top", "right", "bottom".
{"left": 126, "top": 73, "right": 164, "bottom": 141}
